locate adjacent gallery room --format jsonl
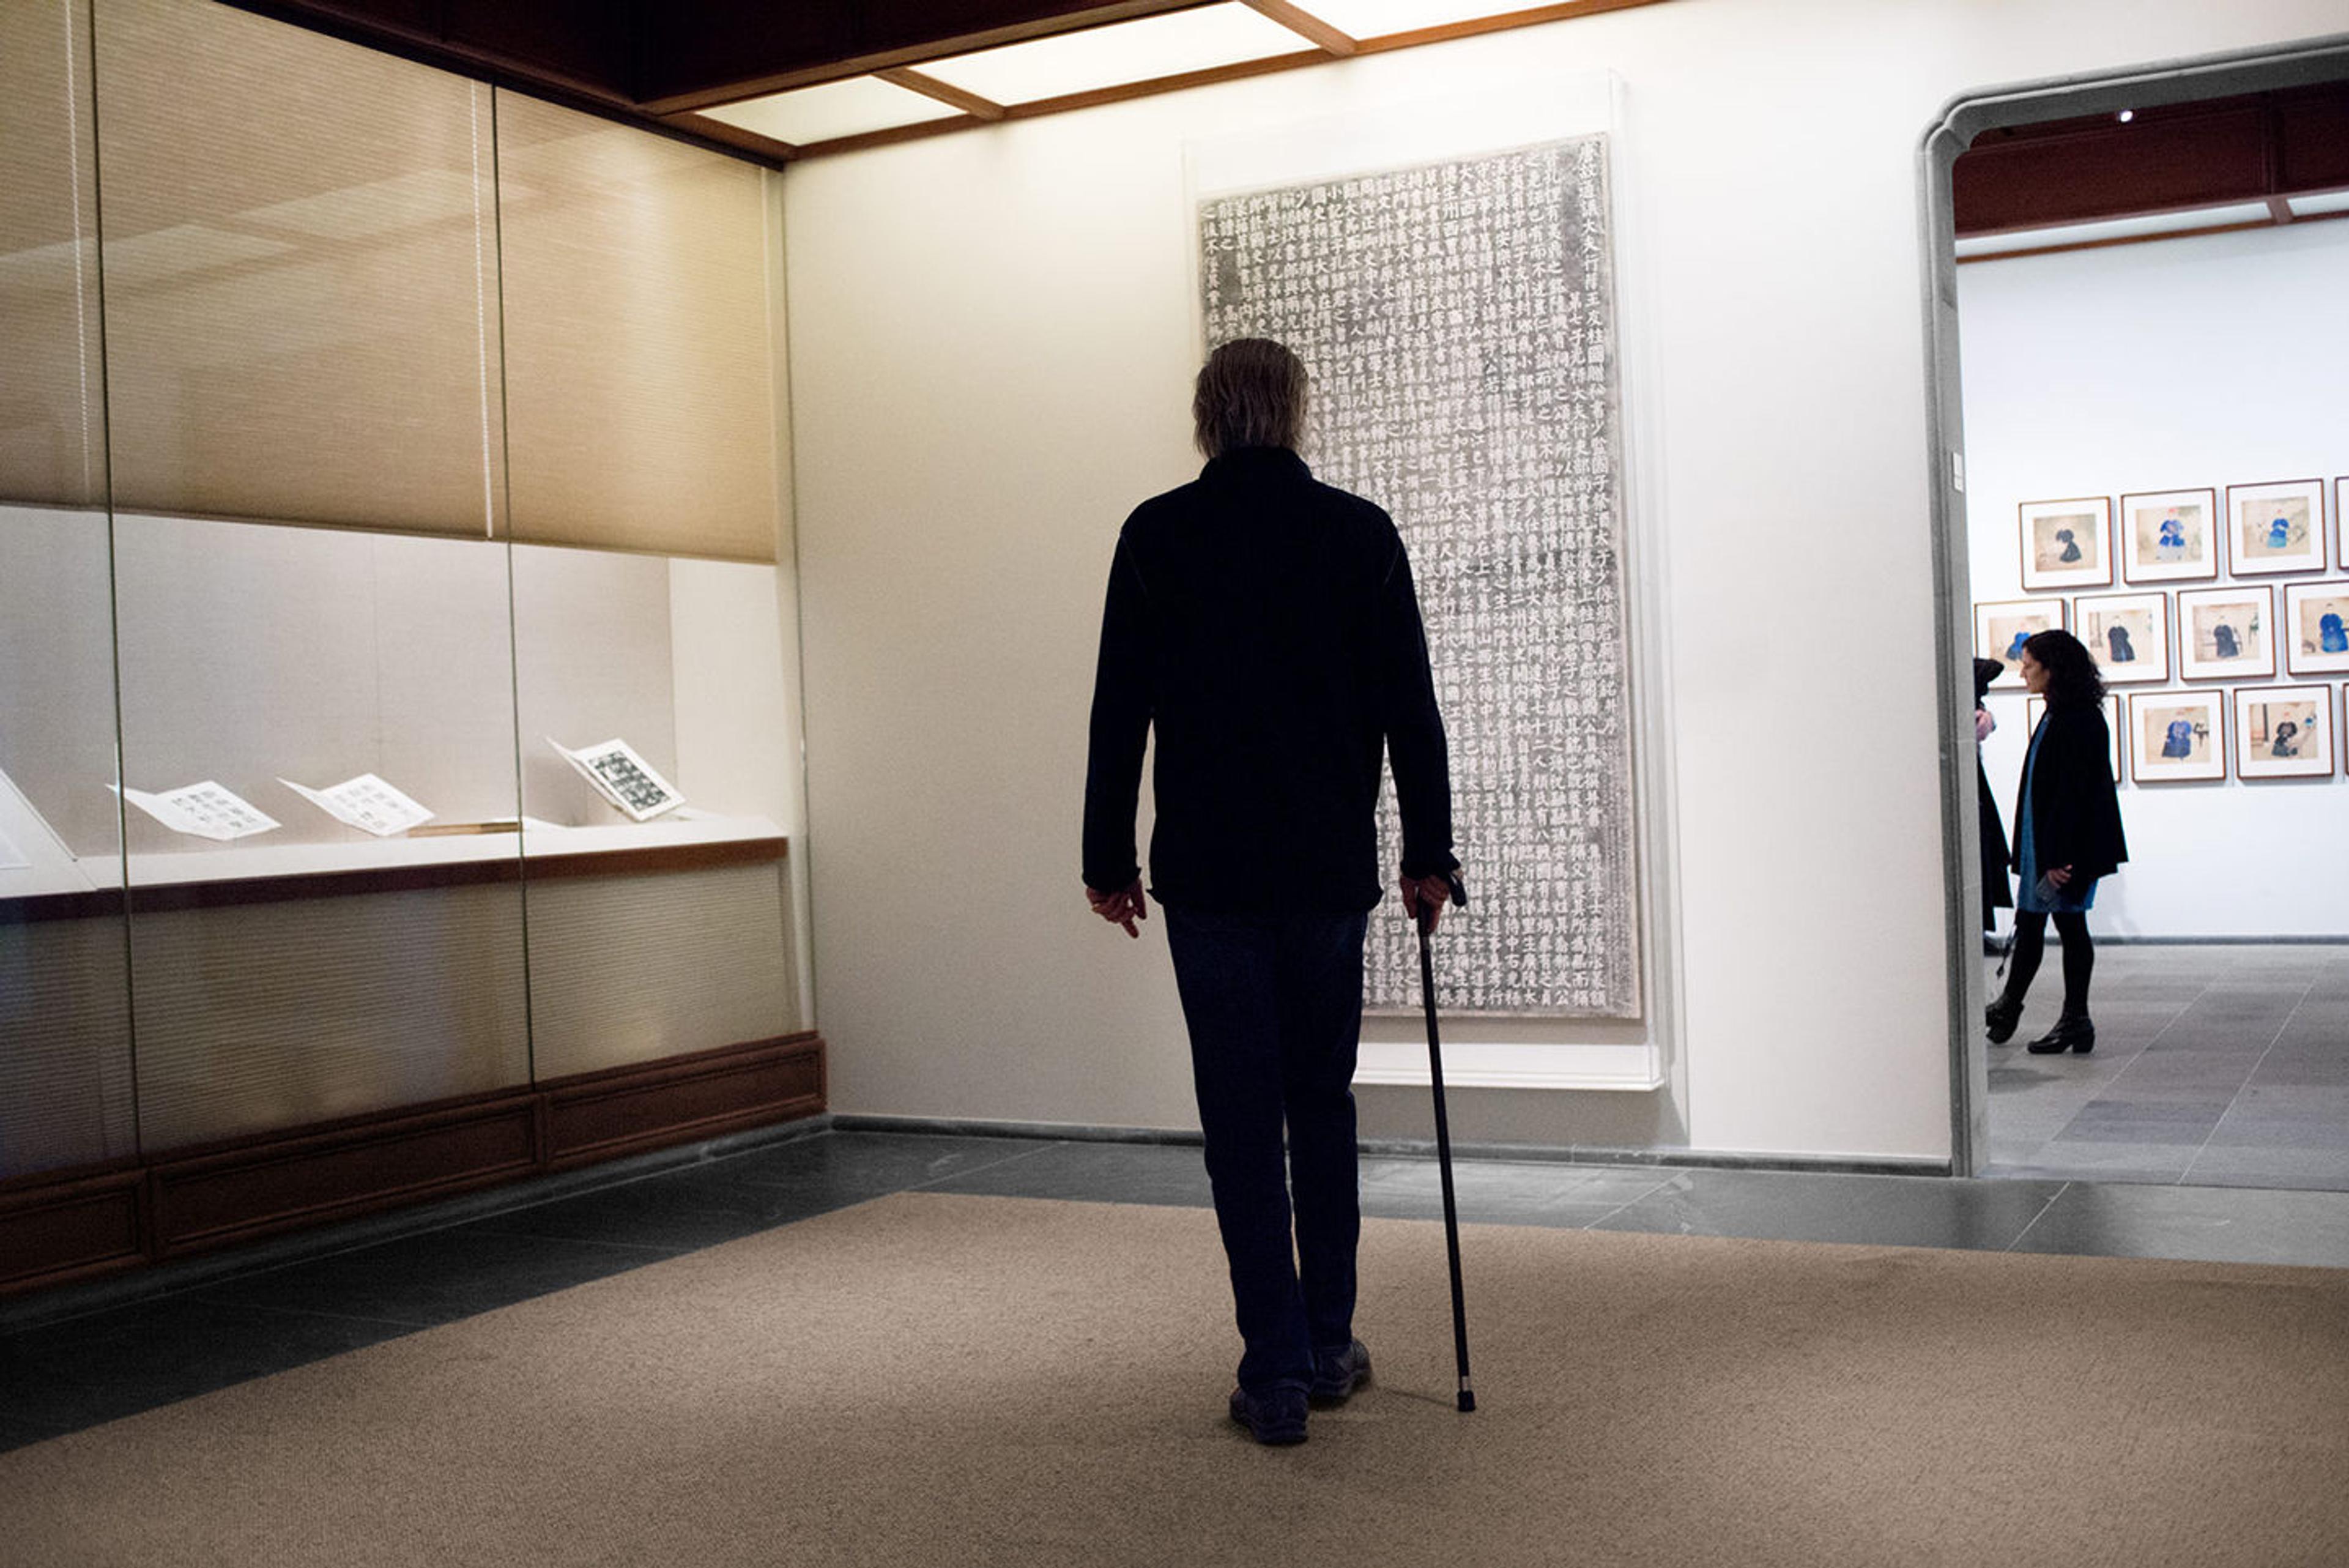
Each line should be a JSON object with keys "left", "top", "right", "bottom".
{"left": 1954, "top": 84, "right": 2349, "bottom": 1189}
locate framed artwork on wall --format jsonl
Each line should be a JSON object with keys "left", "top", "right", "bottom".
{"left": 2128, "top": 690, "right": 2225, "bottom": 783}
{"left": 1975, "top": 598, "right": 2066, "bottom": 689}
{"left": 2233, "top": 684, "right": 2334, "bottom": 780}
{"left": 2282, "top": 581, "right": 2349, "bottom": 677}
{"left": 2224, "top": 478, "right": 2326, "bottom": 576}
{"left": 2176, "top": 585, "right": 2274, "bottom": 681}
{"left": 2018, "top": 497, "right": 2113, "bottom": 591}
{"left": 2118, "top": 487, "right": 2218, "bottom": 584}
{"left": 2338, "top": 477, "right": 2347, "bottom": 570}
{"left": 2027, "top": 693, "right": 2124, "bottom": 782}
{"left": 2071, "top": 590, "right": 2169, "bottom": 683}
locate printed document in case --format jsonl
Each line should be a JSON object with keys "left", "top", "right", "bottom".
{"left": 117, "top": 781, "right": 280, "bottom": 841}
{"left": 280, "top": 774, "right": 436, "bottom": 837}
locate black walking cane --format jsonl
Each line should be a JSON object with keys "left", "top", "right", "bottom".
{"left": 1415, "top": 868, "right": 1475, "bottom": 1413}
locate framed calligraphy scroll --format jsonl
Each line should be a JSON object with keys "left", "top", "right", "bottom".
{"left": 1198, "top": 133, "right": 1641, "bottom": 1018}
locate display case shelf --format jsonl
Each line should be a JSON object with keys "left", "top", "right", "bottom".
{"left": 1, "top": 818, "right": 786, "bottom": 919}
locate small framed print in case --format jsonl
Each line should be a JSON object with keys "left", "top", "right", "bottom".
{"left": 2282, "top": 581, "right": 2349, "bottom": 678}
{"left": 2224, "top": 478, "right": 2326, "bottom": 576}
{"left": 2176, "top": 585, "right": 2275, "bottom": 681}
{"left": 2233, "top": 684, "right": 2334, "bottom": 780}
{"left": 1975, "top": 598, "right": 2066, "bottom": 689}
{"left": 2071, "top": 591, "right": 2169, "bottom": 684}
{"left": 2118, "top": 488, "right": 2218, "bottom": 584}
{"left": 2027, "top": 693, "right": 2124, "bottom": 782}
{"left": 2128, "top": 689, "right": 2226, "bottom": 783}
{"left": 2019, "top": 497, "right": 2114, "bottom": 591}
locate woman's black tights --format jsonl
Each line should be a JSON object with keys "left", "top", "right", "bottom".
{"left": 2002, "top": 910, "right": 2093, "bottom": 1017}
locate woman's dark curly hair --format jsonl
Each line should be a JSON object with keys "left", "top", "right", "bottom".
{"left": 2022, "top": 628, "right": 2106, "bottom": 708}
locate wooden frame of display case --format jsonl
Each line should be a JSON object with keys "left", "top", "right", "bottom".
{"left": 0, "top": 833, "right": 819, "bottom": 1300}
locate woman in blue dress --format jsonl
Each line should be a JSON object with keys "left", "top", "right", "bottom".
{"left": 1986, "top": 631, "right": 2129, "bottom": 1055}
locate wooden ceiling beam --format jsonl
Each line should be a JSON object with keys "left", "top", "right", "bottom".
{"left": 876, "top": 67, "right": 1011, "bottom": 121}
{"left": 1239, "top": 0, "right": 1357, "bottom": 57}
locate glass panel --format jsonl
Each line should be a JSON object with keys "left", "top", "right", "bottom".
{"left": 92, "top": 0, "right": 505, "bottom": 537}
{"left": 0, "top": 0, "right": 106, "bottom": 509}
{"left": 0, "top": 2, "right": 133, "bottom": 1182}
{"left": 513, "top": 544, "right": 798, "bottom": 1076}
{"left": 113, "top": 516, "right": 529, "bottom": 1151}
{"left": 496, "top": 92, "right": 782, "bottom": 562}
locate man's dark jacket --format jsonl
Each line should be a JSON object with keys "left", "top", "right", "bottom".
{"left": 1082, "top": 446, "right": 1456, "bottom": 913}
{"left": 2013, "top": 701, "right": 2128, "bottom": 883}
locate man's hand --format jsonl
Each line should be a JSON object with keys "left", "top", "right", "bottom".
{"left": 1400, "top": 872, "right": 1455, "bottom": 933}
{"left": 1975, "top": 706, "right": 1995, "bottom": 743}
{"left": 1087, "top": 880, "right": 1147, "bottom": 939}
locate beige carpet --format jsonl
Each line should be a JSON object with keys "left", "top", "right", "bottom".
{"left": 3, "top": 1192, "right": 2346, "bottom": 1567}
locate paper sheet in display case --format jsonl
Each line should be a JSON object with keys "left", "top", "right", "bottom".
{"left": 280, "top": 774, "right": 436, "bottom": 837}
{"left": 117, "top": 781, "right": 281, "bottom": 841}
{"left": 549, "top": 737, "right": 685, "bottom": 822}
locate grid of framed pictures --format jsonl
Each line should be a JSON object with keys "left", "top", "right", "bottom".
{"left": 1978, "top": 472, "right": 2349, "bottom": 785}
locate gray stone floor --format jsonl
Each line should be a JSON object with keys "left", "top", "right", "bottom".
{"left": 6, "top": 1124, "right": 2348, "bottom": 1454}
{"left": 1984, "top": 942, "right": 2349, "bottom": 1188}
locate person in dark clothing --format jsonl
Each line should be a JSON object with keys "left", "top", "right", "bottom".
{"left": 1973, "top": 657, "right": 2011, "bottom": 934}
{"left": 1082, "top": 338, "right": 1458, "bottom": 1447}
{"left": 1984, "top": 630, "right": 2127, "bottom": 1055}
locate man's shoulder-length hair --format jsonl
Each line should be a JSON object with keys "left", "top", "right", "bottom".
{"left": 1193, "top": 338, "right": 1307, "bottom": 458}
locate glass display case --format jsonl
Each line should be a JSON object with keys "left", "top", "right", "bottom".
{"left": 1, "top": 0, "right": 812, "bottom": 1261}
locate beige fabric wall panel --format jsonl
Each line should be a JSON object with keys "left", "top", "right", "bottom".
{"left": 129, "top": 886, "right": 528, "bottom": 1153}
{"left": 111, "top": 515, "right": 521, "bottom": 853}
{"left": 0, "top": 918, "right": 135, "bottom": 1179}
{"left": 0, "top": 1, "right": 106, "bottom": 508}
{"left": 524, "top": 864, "right": 794, "bottom": 1080}
{"left": 510, "top": 543, "right": 680, "bottom": 826}
{"left": 92, "top": 0, "right": 505, "bottom": 536}
{"left": 495, "top": 94, "right": 781, "bottom": 562}
{"left": 0, "top": 508, "right": 128, "bottom": 855}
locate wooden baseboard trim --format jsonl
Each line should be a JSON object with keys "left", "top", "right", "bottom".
{"left": 0, "top": 1033, "right": 826, "bottom": 1298}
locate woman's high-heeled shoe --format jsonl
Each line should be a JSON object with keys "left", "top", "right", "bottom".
{"left": 1985, "top": 995, "right": 2023, "bottom": 1045}
{"left": 2025, "top": 1014, "right": 2095, "bottom": 1055}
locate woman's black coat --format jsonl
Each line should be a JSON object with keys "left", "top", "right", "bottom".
{"left": 2013, "top": 700, "right": 2128, "bottom": 883}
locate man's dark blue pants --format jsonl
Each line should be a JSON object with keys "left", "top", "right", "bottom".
{"left": 1162, "top": 905, "right": 1368, "bottom": 1396}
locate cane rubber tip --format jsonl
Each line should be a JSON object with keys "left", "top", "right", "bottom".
{"left": 1458, "top": 1390, "right": 1477, "bottom": 1413}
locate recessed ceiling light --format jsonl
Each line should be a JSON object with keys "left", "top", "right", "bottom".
{"left": 2117, "top": 109, "right": 2135, "bottom": 123}
{"left": 700, "top": 76, "right": 963, "bottom": 146}
{"left": 916, "top": 4, "right": 1308, "bottom": 105}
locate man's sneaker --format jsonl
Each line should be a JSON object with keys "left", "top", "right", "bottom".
{"left": 1310, "top": 1339, "right": 1372, "bottom": 1405}
{"left": 1228, "top": 1384, "right": 1309, "bottom": 1445}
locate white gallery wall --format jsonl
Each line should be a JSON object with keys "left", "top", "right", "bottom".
{"left": 1962, "top": 221, "right": 2349, "bottom": 938}
{"left": 784, "top": 0, "right": 2349, "bottom": 1162}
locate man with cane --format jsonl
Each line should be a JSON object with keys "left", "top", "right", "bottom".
{"left": 1082, "top": 338, "right": 1460, "bottom": 1446}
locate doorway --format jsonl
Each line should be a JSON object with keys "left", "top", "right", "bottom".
{"left": 1921, "top": 36, "right": 2349, "bottom": 1183}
